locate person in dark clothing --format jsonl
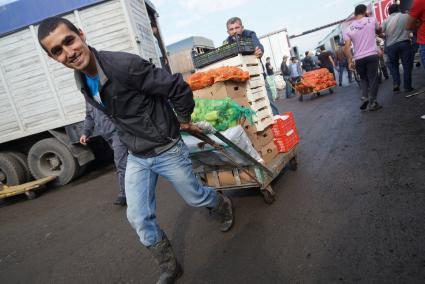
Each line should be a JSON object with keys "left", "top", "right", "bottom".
{"left": 382, "top": 4, "right": 414, "bottom": 92}
{"left": 80, "top": 103, "right": 128, "bottom": 206}
{"left": 301, "top": 51, "right": 315, "bottom": 72}
{"left": 38, "top": 17, "right": 234, "bottom": 284}
{"left": 224, "top": 17, "right": 279, "bottom": 115}
{"left": 318, "top": 46, "right": 336, "bottom": 78}
{"left": 280, "top": 55, "right": 292, "bottom": 98}
{"left": 265, "top": 57, "right": 274, "bottom": 75}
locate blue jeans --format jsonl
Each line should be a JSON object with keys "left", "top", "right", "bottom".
{"left": 125, "top": 139, "right": 218, "bottom": 246}
{"left": 338, "top": 62, "right": 353, "bottom": 85}
{"left": 385, "top": 40, "right": 413, "bottom": 90}
{"left": 105, "top": 132, "right": 128, "bottom": 198}
{"left": 420, "top": 44, "right": 425, "bottom": 70}
{"left": 283, "top": 76, "right": 292, "bottom": 98}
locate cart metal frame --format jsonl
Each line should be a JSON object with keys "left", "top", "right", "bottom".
{"left": 187, "top": 131, "right": 297, "bottom": 204}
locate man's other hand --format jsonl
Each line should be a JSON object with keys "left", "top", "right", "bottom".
{"left": 180, "top": 122, "right": 202, "bottom": 134}
{"left": 254, "top": 46, "right": 263, "bottom": 58}
{"left": 80, "top": 135, "right": 89, "bottom": 145}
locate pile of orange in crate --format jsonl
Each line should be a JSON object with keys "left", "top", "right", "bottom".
{"left": 295, "top": 68, "right": 337, "bottom": 94}
{"left": 272, "top": 112, "right": 299, "bottom": 153}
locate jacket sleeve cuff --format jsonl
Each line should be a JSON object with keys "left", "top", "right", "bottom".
{"left": 175, "top": 113, "right": 191, "bottom": 124}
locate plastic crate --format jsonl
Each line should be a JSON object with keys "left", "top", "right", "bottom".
{"left": 192, "top": 39, "right": 255, "bottom": 68}
{"left": 272, "top": 112, "right": 296, "bottom": 138}
{"left": 273, "top": 129, "right": 299, "bottom": 153}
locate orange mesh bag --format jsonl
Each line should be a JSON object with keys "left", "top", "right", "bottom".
{"left": 187, "top": 71, "right": 215, "bottom": 91}
{"left": 212, "top": 66, "right": 250, "bottom": 83}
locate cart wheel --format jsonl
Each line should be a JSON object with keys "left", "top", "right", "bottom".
{"left": 261, "top": 186, "right": 275, "bottom": 204}
{"left": 289, "top": 158, "right": 298, "bottom": 171}
{"left": 329, "top": 88, "right": 334, "bottom": 94}
{"left": 316, "top": 92, "right": 321, "bottom": 96}
{"left": 25, "top": 191, "right": 37, "bottom": 200}
{"left": 298, "top": 95, "right": 303, "bottom": 102}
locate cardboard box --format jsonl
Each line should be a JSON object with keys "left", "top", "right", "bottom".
{"left": 256, "top": 126, "right": 274, "bottom": 147}
{"left": 193, "top": 81, "right": 247, "bottom": 100}
{"left": 258, "top": 140, "right": 279, "bottom": 163}
{"left": 240, "top": 122, "right": 273, "bottom": 151}
{"left": 218, "top": 171, "right": 236, "bottom": 186}
{"left": 239, "top": 168, "right": 256, "bottom": 183}
{"left": 206, "top": 168, "right": 257, "bottom": 187}
{"left": 206, "top": 172, "right": 219, "bottom": 187}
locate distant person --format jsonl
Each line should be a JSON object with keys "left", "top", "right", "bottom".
{"left": 280, "top": 55, "right": 292, "bottom": 98}
{"left": 289, "top": 57, "right": 303, "bottom": 83}
{"left": 312, "top": 50, "right": 320, "bottom": 66}
{"left": 335, "top": 42, "right": 353, "bottom": 86}
{"left": 406, "top": 0, "right": 425, "bottom": 119}
{"left": 301, "top": 51, "right": 316, "bottom": 72}
{"left": 318, "top": 46, "right": 336, "bottom": 79}
{"left": 344, "top": 4, "right": 382, "bottom": 111}
{"left": 382, "top": 4, "right": 414, "bottom": 92}
{"left": 265, "top": 57, "right": 278, "bottom": 100}
{"left": 376, "top": 36, "right": 390, "bottom": 81}
{"left": 80, "top": 103, "right": 127, "bottom": 206}
{"left": 223, "top": 17, "right": 279, "bottom": 115}
{"left": 151, "top": 24, "right": 170, "bottom": 73}
{"left": 265, "top": 56, "right": 274, "bottom": 75}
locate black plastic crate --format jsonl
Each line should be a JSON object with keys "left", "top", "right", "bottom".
{"left": 192, "top": 39, "right": 255, "bottom": 69}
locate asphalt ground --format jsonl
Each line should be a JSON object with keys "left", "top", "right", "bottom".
{"left": 1, "top": 67, "right": 425, "bottom": 283}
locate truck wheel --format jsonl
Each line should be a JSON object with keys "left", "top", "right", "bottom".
{"left": 0, "top": 152, "right": 27, "bottom": 185}
{"left": 28, "top": 138, "right": 79, "bottom": 186}
{"left": 6, "top": 151, "right": 32, "bottom": 182}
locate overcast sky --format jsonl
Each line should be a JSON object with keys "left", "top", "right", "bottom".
{"left": 153, "top": 0, "right": 367, "bottom": 52}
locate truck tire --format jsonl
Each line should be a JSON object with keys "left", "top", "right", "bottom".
{"left": 0, "top": 152, "right": 27, "bottom": 185}
{"left": 6, "top": 151, "right": 33, "bottom": 182}
{"left": 28, "top": 138, "right": 79, "bottom": 186}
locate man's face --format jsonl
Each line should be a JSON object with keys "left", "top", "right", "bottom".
{"left": 227, "top": 21, "right": 244, "bottom": 37}
{"left": 40, "top": 23, "right": 92, "bottom": 72}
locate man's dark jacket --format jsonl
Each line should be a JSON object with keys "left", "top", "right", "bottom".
{"left": 75, "top": 48, "right": 194, "bottom": 155}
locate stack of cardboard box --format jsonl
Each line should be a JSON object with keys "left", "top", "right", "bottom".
{"left": 193, "top": 55, "right": 286, "bottom": 187}
{"left": 198, "top": 54, "right": 274, "bottom": 131}
{"left": 193, "top": 80, "right": 279, "bottom": 165}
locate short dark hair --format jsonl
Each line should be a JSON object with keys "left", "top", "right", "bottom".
{"left": 388, "top": 4, "right": 400, "bottom": 15}
{"left": 320, "top": 46, "right": 325, "bottom": 51}
{"left": 37, "top": 17, "right": 80, "bottom": 52}
{"left": 354, "top": 4, "right": 367, "bottom": 16}
{"left": 266, "top": 57, "right": 270, "bottom": 60}
{"left": 226, "top": 17, "right": 242, "bottom": 28}
{"left": 305, "top": 51, "right": 309, "bottom": 56}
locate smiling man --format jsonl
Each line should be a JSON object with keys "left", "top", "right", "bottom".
{"left": 37, "top": 16, "right": 234, "bottom": 284}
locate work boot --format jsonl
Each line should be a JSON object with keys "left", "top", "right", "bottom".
{"left": 360, "top": 100, "right": 369, "bottom": 110}
{"left": 367, "top": 101, "right": 382, "bottom": 112}
{"left": 148, "top": 235, "right": 183, "bottom": 284}
{"left": 113, "top": 196, "right": 126, "bottom": 206}
{"left": 211, "top": 192, "right": 234, "bottom": 232}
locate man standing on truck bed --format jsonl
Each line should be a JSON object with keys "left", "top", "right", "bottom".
{"left": 37, "top": 17, "right": 234, "bottom": 284}
{"left": 223, "top": 17, "right": 280, "bottom": 115}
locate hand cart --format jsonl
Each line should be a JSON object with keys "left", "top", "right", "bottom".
{"left": 286, "top": 78, "right": 336, "bottom": 102}
{"left": 185, "top": 130, "right": 297, "bottom": 204}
